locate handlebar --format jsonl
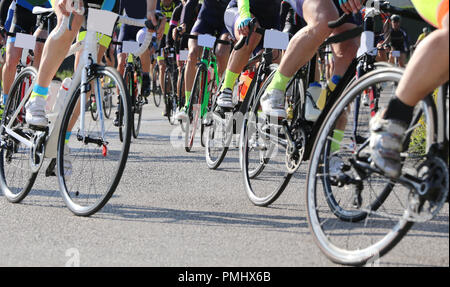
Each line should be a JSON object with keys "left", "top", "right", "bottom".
{"left": 53, "top": 4, "right": 163, "bottom": 58}
{"left": 234, "top": 18, "right": 266, "bottom": 51}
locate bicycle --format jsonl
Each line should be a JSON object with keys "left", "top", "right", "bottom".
{"left": 239, "top": 2, "right": 421, "bottom": 207}
{"left": 183, "top": 34, "right": 231, "bottom": 152}
{"left": 89, "top": 80, "right": 114, "bottom": 121}
{"left": 306, "top": 68, "right": 448, "bottom": 266}
{"left": 0, "top": 3, "right": 155, "bottom": 216}
{"left": 303, "top": 0, "right": 447, "bottom": 266}
{"left": 119, "top": 45, "right": 146, "bottom": 140}
{"left": 163, "top": 46, "right": 178, "bottom": 125}
{"left": 205, "top": 21, "right": 281, "bottom": 170}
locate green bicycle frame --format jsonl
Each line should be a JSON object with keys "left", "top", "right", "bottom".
{"left": 186, "top": 46, "right": 220, "bottom": 118}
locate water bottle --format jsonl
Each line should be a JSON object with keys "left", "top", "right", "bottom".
{"left": 45, "top": 80, "right": 61, "bottom": 113}
{"left": 238, "top": 70, "right": 255, "bottom": 102}
{"left": 48, "top": 78, "right": 71, "bottom": 124}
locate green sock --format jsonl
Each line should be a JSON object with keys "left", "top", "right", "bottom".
{"left": 185, "top": 91, "right": 191, "bottom": 108}
{"left": 221, "top": 70, "right": 239, "bottom": 91}
{"left": 331, "top": 129, "right": 345, "bottom": 153}
{"left": 266, "top": 70, "right": 292, "bottom": 93}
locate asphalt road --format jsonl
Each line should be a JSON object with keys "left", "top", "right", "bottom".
{"left": 0, "top": 103, "right": 448, "bottom": 267}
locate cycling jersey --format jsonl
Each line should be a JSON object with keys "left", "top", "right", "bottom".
{"left": 411, "top": 0, "right": 448, "bottom": 29}
{"left": 16, "top": 0, "right": 50, "bottom": 11}
{"left": 182, "top": 0, "right": 230, "bottom": 37}
{"left": 160, "top": 0, "right": 181, "bottom": 35}
{"left": 389, "top": 28, "right": 409, "bottom": 53}
{"left": 0, "top": 0, "right": 15, "bottom": 31}
{"left": 166, "top": 2, "right": 184, "bottom": 52}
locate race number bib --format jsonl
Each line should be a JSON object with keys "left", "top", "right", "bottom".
{"left": 122, "top": 41, "right": 140, "bottom": 54}
{"left": 14, "top": 33, "right": 36, "bottom": 50}
{"left": 87, "top": 9, "right": 118, "bottom": 36}
{"left": 198, "top": 34, "right": 216, "bottom": 48}
{"left": 264, "top": 30, "right": 289, "bottom": 50}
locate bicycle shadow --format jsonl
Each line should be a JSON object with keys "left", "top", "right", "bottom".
{"left": 96, "top": 203, "right": 309, "bottom": 232}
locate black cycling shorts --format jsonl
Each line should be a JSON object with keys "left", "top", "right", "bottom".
{"left": 191, "top": 1, "right": 229, "bottom": 36}
{"left": 224, "top": 0, "right": 281, "bottom": 39}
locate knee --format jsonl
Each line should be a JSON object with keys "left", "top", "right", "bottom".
{"left": 188, "top": 46, "right": 200, "bottom": 62}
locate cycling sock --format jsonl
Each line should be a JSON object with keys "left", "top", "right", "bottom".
{"left": 30, "top": 84, "right": 49, "bottom": 100}
{"left": 1, "top": 93, "right": 8, "bottom": 105}
{"left": 65, "top": 132, "right": 72, "bottom": 144}
{"left": 331, "top": 129, "right": 345, "bottom": 153}
{"left": 317, "top": 75, "right": 341, "bottom": 110}
{"left": 185, "top": 91, "right": 191, "bottom": 108}
{"left": 221, "top": 70, "right": 239, "bottom": 92}
{"left": 383, "top": 96, "right": 414, "bottom": 124}
{"left": 266, "top": 70, "right": 292, "bottom": 93}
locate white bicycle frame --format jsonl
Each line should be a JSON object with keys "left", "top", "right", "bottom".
{"left": 2, "top": 1, "right": 152, "bottom": 159}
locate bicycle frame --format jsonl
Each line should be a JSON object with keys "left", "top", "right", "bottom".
{"left": 186, "top": 46, "right": 219, "bottom": 119}
{"left": 2, "top": 28, "right": 104, "bottom": 158}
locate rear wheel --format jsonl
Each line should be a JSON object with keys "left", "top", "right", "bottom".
{"left": 185, "top": 66, "right": 205, "bottom": 152}
{"left": 240, "top": 65, "right": 294, "bottom": 206}
{"left": 165, "top": 72, "right": 176, "bottom": 125}
{"left": 152, "top": 64, "right": 162, "bottom": 107}
{"left": 0, "top": 67, "right": 39, "bottom": 203}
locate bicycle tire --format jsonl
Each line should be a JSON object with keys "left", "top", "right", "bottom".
{"left": 0, "top": 67, "right": 38, "bottom": 203}
{"left": 306, "top": 67, "right": 437, "bottom": 265}
{"left": 241, "top": 65, "right": 294, "bottom": 207}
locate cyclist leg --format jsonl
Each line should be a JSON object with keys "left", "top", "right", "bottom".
{"left": 260, "top": 0, "right": 342, "bottom": 118}
{"left": 1, "top": 4, "right": 37, "bottom": 106}
{"left": 25, "top": 2, "right": 84, "bottom": 127}
{"left": 218, "top": 0, "right": 280, "bottom": 109}
{"left": 370, "top": 3, "right": 449, "bottom": 178}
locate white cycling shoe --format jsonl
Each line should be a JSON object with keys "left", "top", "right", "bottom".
{"left": 260, "top": 89, "right": 287, "bottom": 119}
{"left": 174, "top": 107, "right": 187, "bottom": 121}
{"left": 217, "top": 88, "right": 234, "bottom": 109}
{"left": 25, "top": 96, "right": 48, "bottom": 127}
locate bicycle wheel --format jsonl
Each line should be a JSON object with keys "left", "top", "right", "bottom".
{"left": 152, "top": 64, "right": 162, "bottom": 107}
{"left": 306, "top": 67, "right": 437, "bottom": 265}
{"left": 204, "top": 96, "right": 232, "bottom": 169}
{"left": 0, "top": 67, "right": 38, "bottom": 203}
{"left": 240, "top": 65, "right": 295, "bottom": 206}
{"left": 165, "top": 72, "right": 176, "bottom": 125}
{"left": 57, "top": 66, "right": 132, "bottom": 216}
{"left": 184, "top": 66, "right": 205, "bottom": 152}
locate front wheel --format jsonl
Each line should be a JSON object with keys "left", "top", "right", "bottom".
{"left": 57, "top": 66, "right": 132, "bottom": 216}
{"left": 305, "top": 67, "right": 438, "bottom": 265}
